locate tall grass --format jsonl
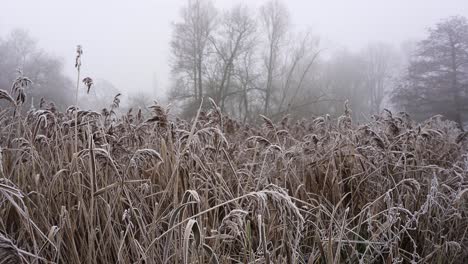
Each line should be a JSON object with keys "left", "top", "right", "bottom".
{"left": 0, "top": 88, "right": 467, "bottom": 263}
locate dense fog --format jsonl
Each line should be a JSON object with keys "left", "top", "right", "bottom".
{"left": 3, "top": 2, "right": 468, "bottom": 263}
{"left": 1, "top": 0, "right": 468, "bottom": 125}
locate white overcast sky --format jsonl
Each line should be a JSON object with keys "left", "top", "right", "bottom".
{"left": 1, "top": 0, "right": 468, "bottom": 99}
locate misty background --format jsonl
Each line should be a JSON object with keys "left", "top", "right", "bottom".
{"left": 1, "top": 0, "right": 468, "bottom": 123}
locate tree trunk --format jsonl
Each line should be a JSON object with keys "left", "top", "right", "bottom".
{"left": 264, "top": 49, "right": 274, "bottom": 116}
{"left": 197, "top": 55, "right": 203, "bottom": 102}
{"left": 450, "top": 36, "right": 463, "bottom": 127}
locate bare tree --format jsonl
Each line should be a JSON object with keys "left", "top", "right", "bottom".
{"left": 0, "top": 29, "right": 73, "bottom": 109}
{"left": 276, "top": 31, "right": 322, "bottom": 116}
{"left": 230, "top": 47, "right": 260, "bottom": 122}
{"left": 210, "top": 4, "right": 257, "bottom": 112}
{"left": 259, "top": 0, "right": 289, "bottom": 116}
{"left": 169, "top": 0, "right": 217, "bottom": 104}
{"left": 321, "top": 50, "right": 368, "bottom": 120}
{"left": 362, "top": 43, "right": 396, "bottom": 115}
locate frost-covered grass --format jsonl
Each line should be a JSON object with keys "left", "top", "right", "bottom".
{"left": 0, "top": 93, "right": 467, "bottom": 263}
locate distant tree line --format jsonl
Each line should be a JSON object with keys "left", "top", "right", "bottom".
{"left": 169, "top": 0, "right": 468, "bottom": 127}
{"left": 0, "top": 29, "right": 127, "bottom": 113}
{"left": 2, "top": 2, "right": 468, "bottom": 127}
{"left": 0, "top": 29, "right": 73, "bottom": 110}
{"left": 168, "top": 0, "right": 399, "bottom": 123}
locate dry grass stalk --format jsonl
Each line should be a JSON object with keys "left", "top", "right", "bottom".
{"left": 0, "top": 89, "right": 467, "bottom": 263}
